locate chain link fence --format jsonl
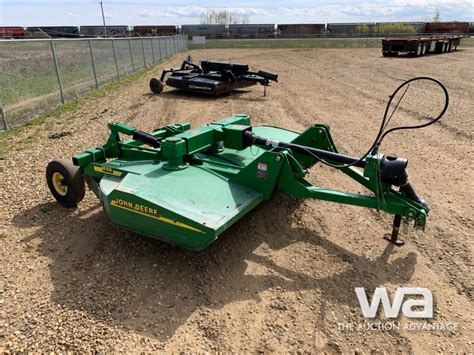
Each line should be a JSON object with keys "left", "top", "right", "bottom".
{"left": 0, "top": 35, "right": 188, "bottom": 130}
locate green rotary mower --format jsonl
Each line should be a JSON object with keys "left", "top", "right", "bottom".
{"left": 46, "top": 77, "right": 448, "bottom": 251}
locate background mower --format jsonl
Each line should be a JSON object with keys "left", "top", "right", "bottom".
{"left": 149, "top": 59, "right": 278, "bottom": 96}
{"left": 46, "top": 77, "right": 448, "bottom": 251}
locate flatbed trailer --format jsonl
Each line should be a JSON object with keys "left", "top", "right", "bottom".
{"left": 382, "top": 35, "right": 466, "bottom": 57}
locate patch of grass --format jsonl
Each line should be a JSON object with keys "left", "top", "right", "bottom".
{"left": 125, "top": 113, "right": 138, "bottom": 123}
{"left": 0, "top": 102, "right": 75, "bottom": 141}
{"left": 189, "top": 36, "right": 474, "bottom": 50}
{"left": 0, "top": 233, "right": 6, "bottom": 240}
{"left": 0, "top": 64, "right": 161, "bottom": 147}
{"left": 0, "top": 146, "right": 7, "bottom": 160}
{"left": 0, "top": 51, "right": 143, "bottom": 109}
{"left": 39, "top": 205, "right": 54, "bottom": 213}
{"left": 0, "top": 71, "right": 58, "bottom": 107}
{"left": 189, "top": 37, "right": 382, "bottom": 50}
{"left": 461, "top": 37, "right": 474, "bottom": 47}
{"left": 23, "top": 244, "right": 34, "bottom": 252}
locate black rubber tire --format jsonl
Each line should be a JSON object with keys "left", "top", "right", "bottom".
{"left": 443, "top": 42, "right": 448, "bottom": 53}
{"left": 424, "top": 43, "right": 431, "bottom": 54}
{"left": 46, "top": 159, "right": 85, "bottom": 208}
{"left": 149, "top": 78, "right": 164, "bottom": 94}
{"left": 453, "top": 43, "right": 458, "bottom": 51}
{"left": 421, "top": 43, "right": 427, "bottom": 56}
{"left": 414, "top": 42, "right": 423, "bottom": 57}
{"left": 447, "top": 41, "right": 453, "bottom": 52}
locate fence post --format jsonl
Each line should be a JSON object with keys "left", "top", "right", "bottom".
{"left": 162, "top": 37, "right": 166, "bottom": 59}
{"left": 150, "top": 38, "right": 156, "bottom": 64}
{"left": 0, "top": 105, "right": 9, "bottom": 131}
{"left": 128, "top": 38, "right": 135, "bottom": 72}
{"left": 88, "top": 39, "right": 99, "bottom": 90}
{"left": 158, "top": 37, "right": 163, "bottom": 62}
{"left": 140, "top": 37, "right": 146, "bottom": 67}
{"left": 111, "top": 38, "right": 120, "bottom": 81}
{"left": 50, "top": 39, "right": 65, "bottom": 104}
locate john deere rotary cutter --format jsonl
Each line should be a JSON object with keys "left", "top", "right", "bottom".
{"left": 46, "top": 77, "right": 448, "bottom": 251}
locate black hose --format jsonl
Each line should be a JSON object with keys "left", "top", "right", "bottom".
{"left": 286, "top": 76, "right": 449, "bottom": 169}
{"left": 376, "top": 76, "right": 449, "bottom": 146}
{"left": 249, "top": 134, "right": 364, "bottom": 167}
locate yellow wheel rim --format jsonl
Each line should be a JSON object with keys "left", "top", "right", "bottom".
{"left": 52, "top": 172, "right": 68, "bottom": 196}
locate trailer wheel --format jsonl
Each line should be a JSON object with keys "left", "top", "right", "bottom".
{"left": 414, "top": 42, "right": 423, "bottom": 57}
{"left": 150, "top": 78, "right": 164, "bottom": 94}
{"left": 453, "top": 43, "right": 458, "bottom": 51}
{"left": 443, "top": 42, "right": 448, "bottom": 53}
{"left": 46, "top": 159, "right": 85, "bottom": 208}
{"left": 421, "top": 43, "right": 427, "bottom": 56}
{"left": 447, "top": 41, "right": 453, "bottom": 52}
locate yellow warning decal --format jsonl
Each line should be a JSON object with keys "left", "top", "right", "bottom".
{"left": 93, "top": 165, "right": 123, "bottom": 177}
{"left": 110, "top": 199, "right": 205, "bottom": 234}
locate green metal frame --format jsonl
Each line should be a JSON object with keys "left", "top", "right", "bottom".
{"left": 71, "top": 114, "right": 428, "bottom": 250}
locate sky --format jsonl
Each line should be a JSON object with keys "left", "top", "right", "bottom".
{"left": 0, "top": 0, "right": 472, "bottom": 27}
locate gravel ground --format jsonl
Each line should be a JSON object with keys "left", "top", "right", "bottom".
{"left": 0, "top": 47, "right": 473, "bottom": 352}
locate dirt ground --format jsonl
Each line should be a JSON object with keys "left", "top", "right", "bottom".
{"left": 0, "top": 47, "right": 472, "bottom": 352}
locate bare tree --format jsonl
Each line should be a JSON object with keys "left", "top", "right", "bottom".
{"left": 200, "top": 10, "right": 250, "bottom": 25}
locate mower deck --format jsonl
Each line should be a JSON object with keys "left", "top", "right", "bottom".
{"left": 166, "top": 75, "right": 257, "bottom": 95}
{"left": 99, "top": 126, "right": 298, "bottom": 250}
{"left": 150, "top": 60, "right": 278, "bottom": 96}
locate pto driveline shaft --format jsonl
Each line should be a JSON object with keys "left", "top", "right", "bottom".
{"left": 243, "top": 131, "right": 365, "bottom": 168}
